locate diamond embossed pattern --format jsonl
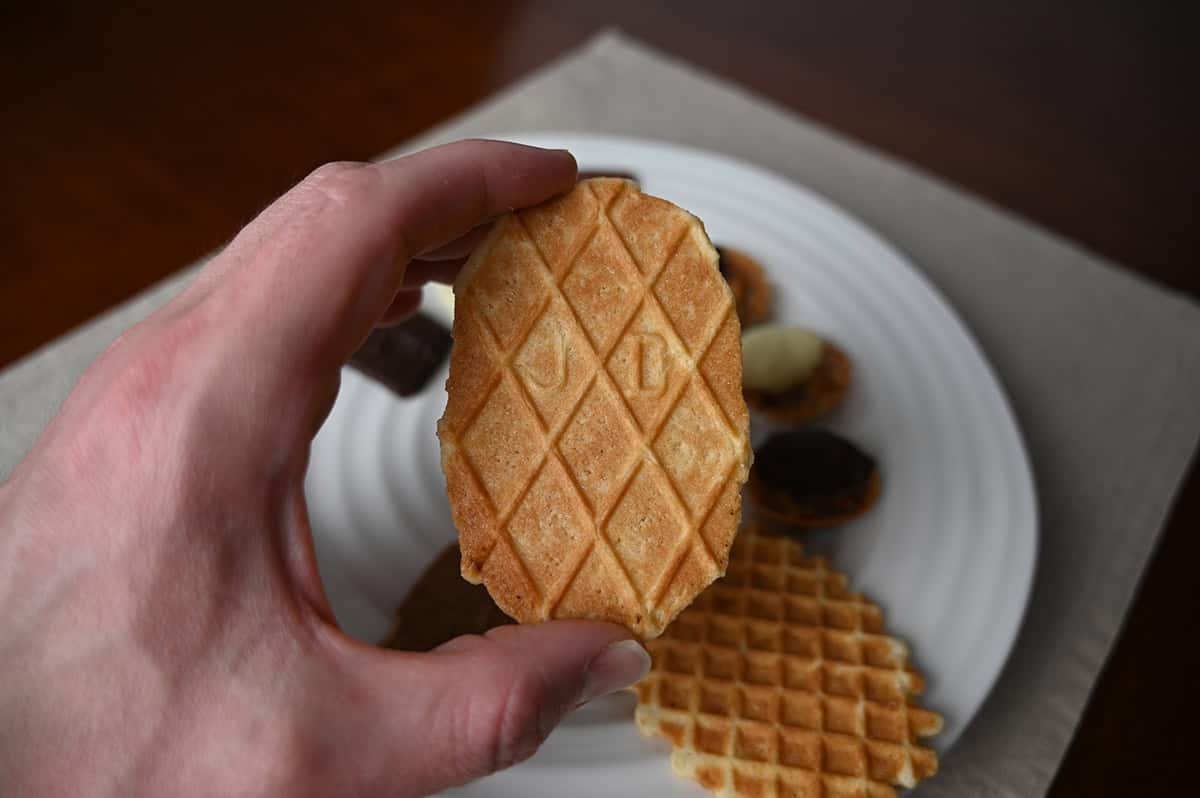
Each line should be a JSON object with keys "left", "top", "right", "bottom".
{"left": 439, "top": 179, "right": 751, "bottom": 638}
{"left": 635, "top": 524, "right": 942, "bottom": 797}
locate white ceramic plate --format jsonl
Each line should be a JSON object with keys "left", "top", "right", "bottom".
{"left": 304, "top": 134, "right": 1038, "bottom": 796}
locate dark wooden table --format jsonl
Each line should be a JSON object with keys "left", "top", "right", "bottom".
{"left": 3, "top": 2, "right": 1196, "bottom": 793}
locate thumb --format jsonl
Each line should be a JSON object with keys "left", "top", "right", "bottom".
{"left": 345, "top": 621, "right": 650, "bottom": 795}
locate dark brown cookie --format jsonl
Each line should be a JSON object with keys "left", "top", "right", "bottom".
{"left": 748, "top": 428, "right": 881, "bottom": 528}
{"left": 381, "top": 543, "right": 513, "bottom": 651}
{"left": 348, "top": 311, "right": 452, "bottom": 397}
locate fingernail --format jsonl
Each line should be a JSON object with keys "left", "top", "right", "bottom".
{"left": 580, "top": 639, "right": 651, "bottom": 704}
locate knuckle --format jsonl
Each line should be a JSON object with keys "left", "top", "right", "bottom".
{"left": 300, "top": 160, "right": 379, "bottom": 208}
{"left": 106, "top": 317, "right": 202, "bottom": 409}
{"left": 308, "top": 159, "right": 364, "bottom": 180}
{"left": 56, "top": 350, "right": 171, "bottom": 488}
{"left": 449, "top": 643, "right": 553, "bottom": 779}
{"left": 81, "top": 313, "right": 209, "bottom": 454}
{"left": 107, "top": 348, "right": 169, "bottom": 420}
{"left": 484, "top": 669, "right": 549, "bottom": 773}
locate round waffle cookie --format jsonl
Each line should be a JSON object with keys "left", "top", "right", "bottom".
{"left": 635, "top": 523, "right": 942, "bottom": 796}
{"left": 438, "top": 178, "right": 752, "bottom": 639}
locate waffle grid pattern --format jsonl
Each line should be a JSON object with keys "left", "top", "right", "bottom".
{"left": 636, "top": 525, "right": 942, "bottom": 796}
{"left": 446, "top": 180, "right": 750, "bottom": 637}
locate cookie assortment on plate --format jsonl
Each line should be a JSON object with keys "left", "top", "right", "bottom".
{"left": 720, "top": 273, "right": 880, "bottom": 531}
{"left": 370, "top": 176, "right": 937, "bottom": 794}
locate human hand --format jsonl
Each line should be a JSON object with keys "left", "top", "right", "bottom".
{"left": 0, "top": 141, "right": 650, "bottom": 797}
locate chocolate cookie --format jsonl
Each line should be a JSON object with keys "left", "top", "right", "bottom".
{"left": 381, "top": 544, "right": 513, "bottom": 652}
{"left": 748, "top": 428, "right": 881, "bottom": 528}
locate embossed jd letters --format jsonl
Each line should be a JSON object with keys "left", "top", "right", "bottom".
{"left": 519, "top": 320, "right": 568, "bottom": 390}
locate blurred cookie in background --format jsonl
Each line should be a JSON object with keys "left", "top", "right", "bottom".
{"left": 382, "top": 544, "right": 512, "bottom": 652}
{"left": 741, "top": 325, "right": 852, "bottom": 424}
{"left": 349, "top": 311, "right": 452, "bottom": 397}
{"left": 716, "top": 246, "right": 773, "bottom": 326}
{"left": 748, "top": 428, "right": 881, "bottom": 529}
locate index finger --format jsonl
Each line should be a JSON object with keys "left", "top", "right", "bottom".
{"left": 205, "top": 140, "right": 576, "bottom": 398}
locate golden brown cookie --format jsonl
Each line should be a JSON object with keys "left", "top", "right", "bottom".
{"left": 635, "top": 523, "right": 941, "bottom": 797}
{"left": 438, "top": 178, "right": 752, "bottom": 639}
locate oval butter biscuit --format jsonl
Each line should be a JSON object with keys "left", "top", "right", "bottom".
{"left": 438, "top": 178, "right": 752, "bottom": 639}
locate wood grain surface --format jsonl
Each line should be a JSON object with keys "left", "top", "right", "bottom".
{"left": 2, "top": 2, "right": 1196, "bottom": 793}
